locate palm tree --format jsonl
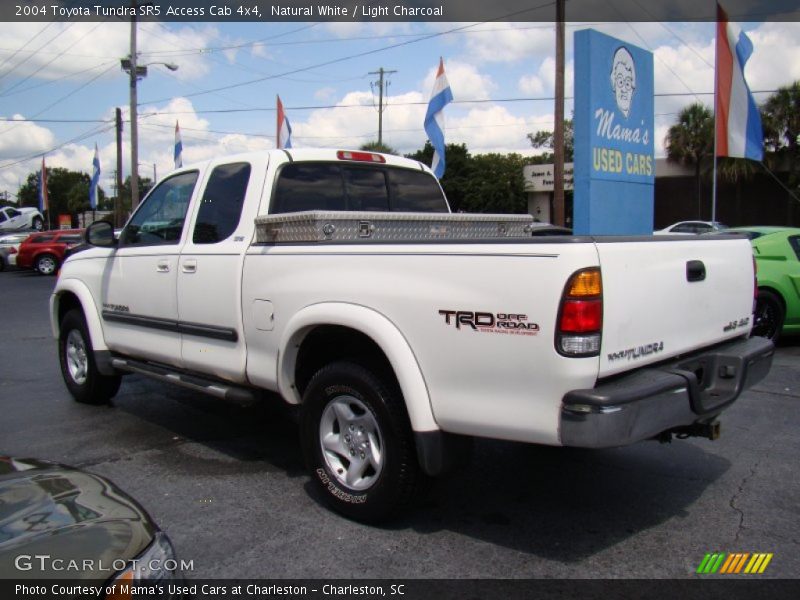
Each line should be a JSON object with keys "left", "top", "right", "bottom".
{"left": 761, "top": 81, "right": 800, "bottom": 155}
{"left": 665, "top": 103, "right": 713, "bottom": 219}
{"left": 761, "top": 81, "right": 800, "bottom": 192}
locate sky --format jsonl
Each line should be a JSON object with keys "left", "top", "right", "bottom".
{"left": 1, "top": 17, "right": 800, "bottom": 201}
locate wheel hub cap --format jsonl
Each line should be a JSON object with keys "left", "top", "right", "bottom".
{"left": 319, "top": 395, "right": 383, "bottom": 491}
{"left": 66, "top": 330, "right": 88, "bottom": 385}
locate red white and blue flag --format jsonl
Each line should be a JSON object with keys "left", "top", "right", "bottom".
{"left": 38, "top": 156, "right": 48, "bottom": 212}
{"left": 276, "top": 95, "right": 292, "bottom": 149}
{"left": 424, "top": 58, "right": 453, "bottom": 179}
{"left": 89, "top": 143, "right": 100, "bottom": 209}
{"left": 715, "top": 4, "right": 763, "bottom": 161}
{"left": 174, "top": 121, "right": 183, "bottom": 169}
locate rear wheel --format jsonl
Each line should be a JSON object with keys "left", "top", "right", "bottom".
{"left": 300, "top": 361, "right": 422, "bottom": 523}
{"left": 32, "top": 216, "right": 43, "bottom": 231}
{"left": 59, "top": 309, "right": 121, "bottom": 404}
{"left": 752, "top": 289, "right": 784, "bottom": 343}
{"left": 35, "top": 253, "right": 58, "bottom": 275}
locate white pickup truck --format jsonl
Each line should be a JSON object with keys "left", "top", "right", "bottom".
{"left": 51, "top": 149, "right": 773, "bottom": 522}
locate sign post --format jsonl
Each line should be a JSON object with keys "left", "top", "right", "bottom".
{"left": 573, "top": 30, "right": 655, "bottom": 235}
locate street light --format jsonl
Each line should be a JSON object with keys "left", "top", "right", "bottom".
{"left": 121, "top": 36, "right": 178, "bottom": 210}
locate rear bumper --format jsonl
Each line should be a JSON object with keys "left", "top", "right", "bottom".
{"left": 560, "top": 336, "right": 774, "bottom": 448}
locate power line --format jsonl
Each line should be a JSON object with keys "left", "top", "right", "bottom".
{"left": 0, "top": 23, "right": 77, "bottom": 86}
{"left": 138, "top": 1, "right": 557, "bottom": 106}
{"left": 0, "top": 59, "right": 118, "bottom": 99}
{"left": 1, "top": 20, "right": 110, "bottom": 97}
{"left": 0, "top": 122, "right": 115, "bottom": 170}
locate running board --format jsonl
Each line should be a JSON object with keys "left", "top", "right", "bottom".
{"left": 111, "top": 357, "right": 258, "bottom": 407}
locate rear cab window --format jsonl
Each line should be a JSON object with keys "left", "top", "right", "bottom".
{"left": 270, "top": 162, "right": 448, "bottom": 214}
{"left": 192, "top": 162, "right": 251, "bottom": 244}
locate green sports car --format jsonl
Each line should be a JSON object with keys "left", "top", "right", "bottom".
{"left": 728, "top": 227, "right": 800, "bottom": 342}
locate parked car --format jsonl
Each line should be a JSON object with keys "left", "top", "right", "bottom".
{"left": 654, "top": 220, "right": 728, "bottom": 235}
{"left": 0, "top": 232, "right": 31, "bottom": 267}
{"left": 16, "top": 229, "right": 84, "bottom": 275}
{"left": 0, "top": 206, "right": 43, "bottom": 232}
{"left": 0, "top": 456, "right": 183, "bottom": 587}
{"left": 727, "top": 226, "right": 800, "bottom": 342}
{"left": 0, "top": 246, "right": 17, "bottom": 271}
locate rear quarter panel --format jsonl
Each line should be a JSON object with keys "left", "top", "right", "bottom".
{"left": 242, "top": 241, "right": 601, "bottom": 445}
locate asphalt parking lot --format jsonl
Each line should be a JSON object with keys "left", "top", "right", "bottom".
{"left": 1, "top": 269, "right": 799, "bottom": 580}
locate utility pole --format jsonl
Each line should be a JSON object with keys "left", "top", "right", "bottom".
{"left": 369, "top": 67, "right": 396, "bottom": 146}
{"left": 128, "top": 3, "right": 139, "bottom": 210}
{"left": 115, "top": 107, "right": 123, "bottom": 227}
{"left": 553, "top": 0, "right": 566, "bottom": 227}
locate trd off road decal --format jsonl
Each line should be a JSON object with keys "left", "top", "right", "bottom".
{"left": 438, "top": 310, "right": 540, "bottom": 336}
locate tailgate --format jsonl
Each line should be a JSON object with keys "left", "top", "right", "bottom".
{"left": 597, "top": 237, "right": 755, "bottom": 378}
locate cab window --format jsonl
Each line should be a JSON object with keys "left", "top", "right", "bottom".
{"left": 120, "top": 171, "right": 198, "bottom": 247}
{"left": 192, "top": 163, "right": 251, "bottom": 244}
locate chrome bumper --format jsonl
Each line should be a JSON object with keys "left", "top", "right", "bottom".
{"left": 560, "top": 336, "right": 774, "bottom": 448}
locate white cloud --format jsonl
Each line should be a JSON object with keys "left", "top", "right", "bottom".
{"left": 461, "top": 23, "right": 554, "bottom": 64}
{"left": 518, "top": 57, "right": 575, "bottom": 98}
{"left": 314, "top": 86, "right": 337, "bottom": 101}
{"left": 420, "top": 60, "right": 495, "bottom": 101}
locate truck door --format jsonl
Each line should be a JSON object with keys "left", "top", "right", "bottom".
{"left": 177, "top": 159, "right": 267, "bottom": 382}
{"left": 100, "top": 171, "right": 199, "bottom": 366}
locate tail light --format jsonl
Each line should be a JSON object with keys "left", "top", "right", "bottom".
{"left": 9, "top": 247, "right": 16, "bottom": 254}
{"left": 556, "top": 267, "right": 602, "bottom": 357}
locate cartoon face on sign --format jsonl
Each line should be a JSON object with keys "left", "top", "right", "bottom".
{"left": 610, "top": 47, "right": 636, "bottom": 118}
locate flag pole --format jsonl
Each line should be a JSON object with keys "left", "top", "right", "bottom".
{"left": 712, "top": 9, "right": 719, "bottom": 223}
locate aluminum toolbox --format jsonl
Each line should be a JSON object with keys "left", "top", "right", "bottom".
{"left": 254, "top": 211, "right": 539, "bottom": 243}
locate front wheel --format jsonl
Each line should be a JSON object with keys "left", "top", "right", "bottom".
{"left": 35, "top": 253, "right": 58, "bottom": 275}
{"left": 300, "top": 361, "right": 422, "bottom": 523}
{"left": 32, "top": 216, "right": 43, "bottom": 231}
{"left": 59, "top": 309, "right": 121, "bottom": 404}
{"left": 751, "top": 289, "right": 785, "bottom": 343}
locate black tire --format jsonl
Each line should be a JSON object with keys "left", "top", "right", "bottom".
{"left": 35, "top": 253, "right": 59, "bottom": 276}
{"left": 58, "top": 309, "right": 121, "bottom": 404}
{"left": 751, "top": 289, "right": 785, "bottom": 343}
{"left": 0, "top": 256, "right": 5, "bottom": 272}
{"left": 300, "top": 360, "right": 422, "bottom": 523}
{"left": 32, "top": 216, "right": 43, "bottom": 231}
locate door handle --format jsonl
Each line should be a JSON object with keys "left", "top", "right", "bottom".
{"left": 686, "top": 260, "right": 706, "bottom": 282}
{"left": 156, "top": 259, "right": 170, "bottom": 273}
{"left": 182, "top": 259, "right": 197, "bottom": 274}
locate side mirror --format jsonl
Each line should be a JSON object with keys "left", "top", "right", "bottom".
{"left": 85, "top": 220, "right": 117, "bottom": 248}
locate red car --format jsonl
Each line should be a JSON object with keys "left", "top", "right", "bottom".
{"left": 16, "top": 229, "right": 84, "bottom": 275}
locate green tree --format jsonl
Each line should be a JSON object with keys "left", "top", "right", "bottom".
{"left": 406, "top": 141, "right": 473, "bottom": 212}
{"left": 462, "top": 153, "right": 528, "bottom": 214}
{"left": 18, "top": 167, "right": 91, "bottom": 218}
{"left": 359, "top": 140, "right": 398, "bottom": 155}
{"left": 527, "top": 118, "right": 574, "bottom": 162}
{"left": 761, "top": 81, "right": 800, "bottom": 191}
{"left": 762, "top": 81, "right": 800, "bottom": 154}
{"left": 665, "top": 103, "right": 713, "bottom": 218}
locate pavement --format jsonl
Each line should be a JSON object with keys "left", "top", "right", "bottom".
{"left": 1, "top": 269, "right": 799, "bottom": 580}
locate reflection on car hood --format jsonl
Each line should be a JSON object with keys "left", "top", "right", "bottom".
{"left": 0, "top": 457, "right": 156, "bottom": 580}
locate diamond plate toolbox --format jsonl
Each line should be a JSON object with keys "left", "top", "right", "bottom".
{"left": 254, "top": 211, "right": 537, "bottom": 243}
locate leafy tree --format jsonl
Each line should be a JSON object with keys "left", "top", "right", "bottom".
{"left": 527, "top": 118, "right": 574, "bottom": 162}
{"left": 665, "top": 103, "right": 713, "bottom": 218}
{"left": 462, "top": 153, "right": 528, "bottom": 214}
{"left": 762, "top": 81, "right": 800, "bottom": 154}
{"left": 406, "top": 141, "right": 473, "bottom": 212}
{"left": 761, "top": 81, "right": 800, "bottom": 191}
{"left": 18, "top": 167, "right": 92, "bottom": 219}
{"left": 359, "top": 140, "right": 398, "bottom": 155}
